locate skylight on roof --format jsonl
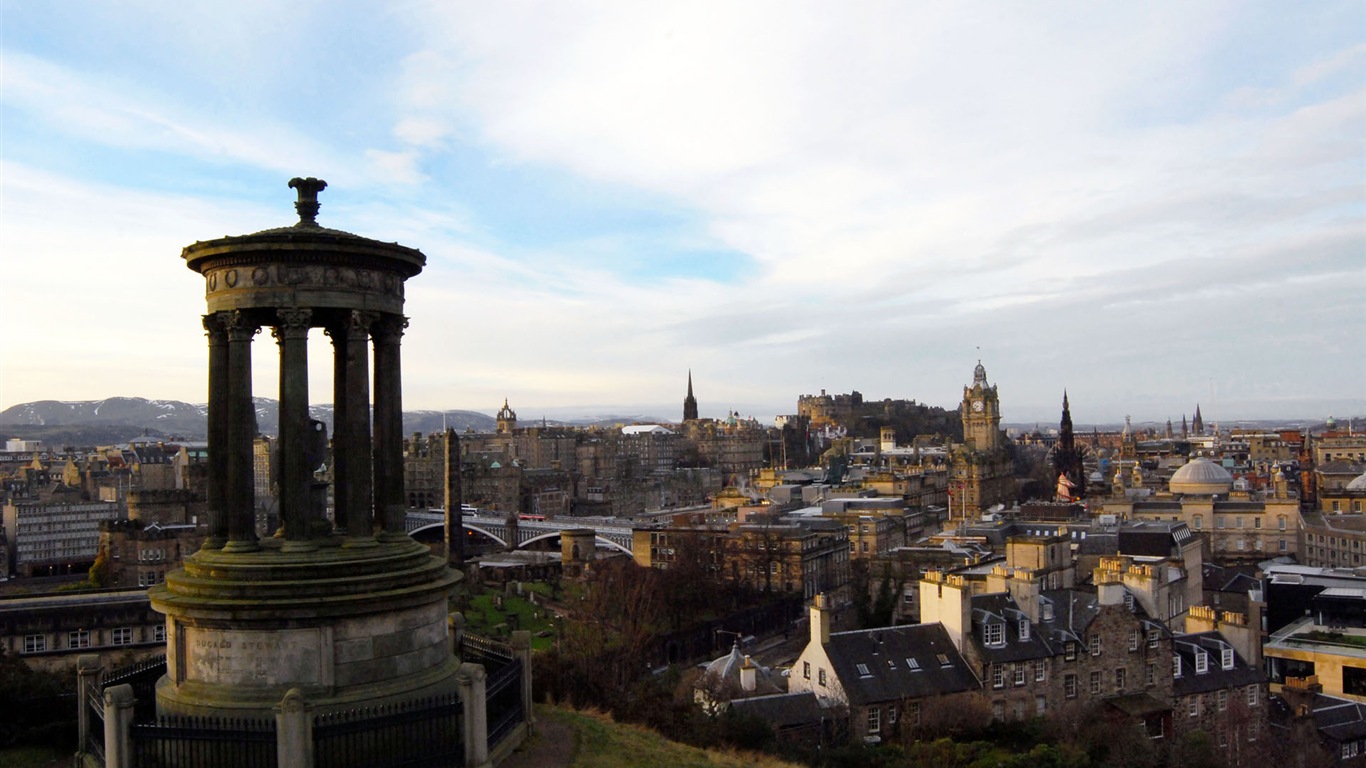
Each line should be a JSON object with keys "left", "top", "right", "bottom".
{"left": 856, "top": 663, "right": 871, "bottom": 676}
{"left": 906, "top": 658, "right": 921, "bottom": 671}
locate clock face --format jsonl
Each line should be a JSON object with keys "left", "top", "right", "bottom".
{"left": 972, "top": 400, "right": 985, "bottom": 412}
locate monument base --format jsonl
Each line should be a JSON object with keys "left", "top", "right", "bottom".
{"left": 149, "top": 537, "right": 461, "bottom": 718}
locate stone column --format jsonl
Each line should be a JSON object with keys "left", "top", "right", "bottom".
{"left": 275, "top": 688, "right": 315, "bottom": 768}
{"left": 103, "top": 683, "right": 135, "bottom": 768}
{"left": 445, "top": 428, "right": 464, "bottom": 565}
{"left": 510, "top": 631, "right": 535, "bottom": 727}
{"left": 76, "top": 654, "right": 100, "bottom": 756}
{"left": 457, "top": 663, "right": 492, "bottom": 768}
{"left": 275, "top": 309, "right": 315, "bottom": 550}
{"left": 223, "top": 310, "right": 260, "bottom": 553}
{"left": 334, "top": 310, "right": 377, "bottom": 546}
{"left": 202, "top": 313, "right": 229, "bottom": 549}
{"left": 372, "top": 314, "right": 408, "bottom": 542}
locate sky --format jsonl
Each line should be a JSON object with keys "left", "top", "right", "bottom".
{"left": 1, "top": 1, "right": 1363, "bottom": 427}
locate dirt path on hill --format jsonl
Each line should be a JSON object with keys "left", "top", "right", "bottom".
{"left": 498, "top": 712, "right": 577, "bottom": 768}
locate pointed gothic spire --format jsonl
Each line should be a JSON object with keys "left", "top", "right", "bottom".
{"left": 683, "top": 369, "right": 699, "bottom": 422}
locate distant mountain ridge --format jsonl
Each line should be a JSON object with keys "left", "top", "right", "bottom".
{"left": 0, "top": 397, "right": 495, "bottom": 444}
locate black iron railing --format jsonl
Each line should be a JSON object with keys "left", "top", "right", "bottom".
{"left": 129, "top": 714, "right": 277, "bottom": 768}
{"left": 485, "top": 659, "right": 524, "bottom": 750}
{"left": 314, "top": 693, "right": 464, "bottom": 768}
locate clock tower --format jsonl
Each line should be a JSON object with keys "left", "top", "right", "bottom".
{"left": 960, "top": 360, "right": 1002, "bottom": 452}
{"left": 949, "top": 360, "right": 1014, "bottom": 519}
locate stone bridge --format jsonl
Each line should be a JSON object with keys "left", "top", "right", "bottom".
{"left": 405, "top": 510, "right": 634, "bottom": 555}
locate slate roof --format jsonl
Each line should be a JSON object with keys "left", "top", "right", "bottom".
{"left": 1039, "top": 588, "right": 1104, "bottom": 644}
{"left": 1274, "top": 693, "right": 1366, "bottom": 745}
{"left": 970, "top": 592, "right": 1056, "bottom": 663}
{"left": 823, "top": 623, "right": 978, "bottom": 706}
{"left": 1117, "top": 521, "right": 1192, "bottom": 557}
{"left": 729, "top": 691, "right": 826, "bottom": 728}
{"left": 1172, "top": 632, "right": 1265, "bottom": 697}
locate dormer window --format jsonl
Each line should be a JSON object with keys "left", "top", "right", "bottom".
{"left": 1222, "top": 648, "right": 1234, "bottom": 670}
{"left": 985, "top": 623, "right": 1004, "bottom": 645}
{"left": 1043, "top": 603, "right": 1055, "bottom": 621}
{"left": 1019, "top": 619, "right": 1031, "bottom": 641}
{"left": 1173, "top": 655, "right": 1182, "bottom": 678}
{"left": 1195, "top": 650, "right": 1209, "bottom": 674}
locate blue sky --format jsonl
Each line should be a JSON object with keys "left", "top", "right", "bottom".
{"left": 1, "top": 1, "right": 1363, "bottom": 426}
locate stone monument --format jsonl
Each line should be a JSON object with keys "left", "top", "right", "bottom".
{"left": 149, "top": 178, "right": 462, "bottom": 717}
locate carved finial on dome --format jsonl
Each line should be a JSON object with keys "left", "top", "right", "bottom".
{"left": 288, "top": 177, "right": 328, "bottom": 226}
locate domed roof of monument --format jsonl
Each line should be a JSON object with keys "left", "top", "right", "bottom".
{"left": 1347, "top": 472, "right": 1366, "bottom": 492}
{"left": 1169, "top": 456, "right": 1233, "bottom": 495}
{"left": 182, "top": 177, "right": 425, "bottom": 278}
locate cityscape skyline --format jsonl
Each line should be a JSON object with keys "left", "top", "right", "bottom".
{"left": 2, "top": 3, "right": 1363, "bottom": 424}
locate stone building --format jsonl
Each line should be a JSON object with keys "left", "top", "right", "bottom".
{"left": 948, "top": 362, "right": 1015, "bottom": 519}
{"left": 1171, "top": 629, "right": 1268, "bottom": 767}
{"left": 2, "top": 482, "right": 119, "bottom": 577}
{"left": 788, "top": 594, "right": 982, "bottom": 744}
{"left": 1102, "top": 455, "right": 1302, "bottom": 562}
{"left": 0, "top": 589, "right": 165, "bottom": 672}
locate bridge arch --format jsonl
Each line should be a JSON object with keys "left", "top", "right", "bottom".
{"left": 516, "top": 531, "right": 633, "bottom": 555}
{"left": 409, "top": 522, "right": 507, "bottom": 547}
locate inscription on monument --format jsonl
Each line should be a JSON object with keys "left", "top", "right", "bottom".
{"left": 185, "top": 627, "right": 324, "bottom": 686}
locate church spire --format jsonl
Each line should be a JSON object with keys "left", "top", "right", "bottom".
{"left": 683, "top": 370, "right": 699, "bottom": 422}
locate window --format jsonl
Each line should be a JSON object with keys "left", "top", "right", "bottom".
{"left": 1035, "top": 659, "right": 1046, "bottom": 682}
{"left": 1116, "top": 668, "right": 1127, "bottom": 691}
{"left": 153, "top": 625, "right": 166, "bottom": 643}
{"left": 1279, "top": 516, "right": 1287, "bottom": 531}
{"left": 1247, "top": 685, "right": 1259, "bottom": 706}
{"left": 803, "top": 661, "right": 811, "bottom": 679}
{"left": 68, "top": 630, "right": 89, "bottom": 649}
{"left": 1193, "top": 515, "right": 1203, "bottom": 529}
{"left": 1090, "top": 635, "right": 1102, "bottom": 656}
{"left": 1019, "top": 619, "right": 1031, "bottom": 641}
{"left": 1189, "top": 697, "right": 1200, "bottom": 717}
{"left": 1217, "top": 690, "right": 1228, "bottom": 711}
{"left": 992, "top": 664, "right": 1005, "bottom": 689}
{"left": 1090, "top": 671, "right": 1101, "bottom": 694}
{"left": 1129, "top": 629, "right": 1140, "bottom": 651}
{"left": 1014, "top": 664, "right": 1026, "bottom": 686}
{"left": 867, "top": 706, "right": 881, "bottom": 734}
{"left": 1195, "top": 651, "right": 1208, "bottom": 674}
{"left": 111, "top": 627, "right": 133, "bottom": 646}
{"left": 906, "top": 657, "right": 920, "bottom": 671}
{"left": 1222, "top": 648, "right": 1234, "bottom": 670}
{"left": 1255, "top": 517, "right": 1262, "bottom": 529}
{"left": 1065, "top": 674, "right": 1078, "bottom": 698}
{"left": 856, "top": 663, "right": 871, "bottom": 676}
{"left": 23, "top": 635, "right": 46, "bottom": 654}
{"left": 818, "top": 668, "right": 827, "bottom": 686}
{"left": 888, "top": 704, "right": 898, "bottom": 724}
{"left": 1148, "top": 629, "right": 1160, "bottom": 649}
{"left": 937, "top": 653, "right": 951, "bottom": 667}
{"left": 908, "top": 701, "right": 921, "bottom": 727}
{"left": 1345, "top": 741, "right": 1360, "bottom": 759}
{"left": 985, "top": 623, "right": 1003, "bottom": 645}
{"left": 1065, "top": 642, "right": 1077, "bottom": 661}
{"left": 1249, "top": 718, "right": 1259, "bottom": 742}
{"left": 1147, "top": 663, "right": 1157, "bottom": 687}
{"left": 992, "top": 701, "right": 1005, "bottom": 721}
